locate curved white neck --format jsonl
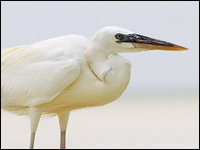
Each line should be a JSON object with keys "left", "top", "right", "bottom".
{"left": 85, "top": 42, "right": 131, "bottom": 84}
{"left": 85, "top": 42, "right": 110, "bottom": 81}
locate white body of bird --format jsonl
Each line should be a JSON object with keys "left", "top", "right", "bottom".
{"left": 1, "top": 32, "right": 131, "bottom": 116}
{"left": 1, "top": 26, "right": 187, "bottom": 149}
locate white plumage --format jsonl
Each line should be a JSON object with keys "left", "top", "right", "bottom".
{"left": 1, "top": 26, "right": 187, "bottom": 149}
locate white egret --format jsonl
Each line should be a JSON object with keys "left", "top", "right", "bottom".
{"left": 1, "top": 26, "right": 187, "bottom": 149}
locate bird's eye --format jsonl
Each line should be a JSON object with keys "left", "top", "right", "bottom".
{"left": 115, "top": 34, "right": 123, "bottom": 40}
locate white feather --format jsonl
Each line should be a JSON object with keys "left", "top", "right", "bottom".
{"left": 1, "top": 27, "right": 133, "bottom": 115}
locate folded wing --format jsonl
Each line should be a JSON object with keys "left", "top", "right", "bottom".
{"left": 1, "top": 42, "right": 81, "bottom": 107}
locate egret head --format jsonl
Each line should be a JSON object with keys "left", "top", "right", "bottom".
{"left": 91, "top": 26, "right": 188, "bottom": 53}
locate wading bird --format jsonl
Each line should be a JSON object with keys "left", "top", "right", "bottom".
{"left": 1, "top": 26, "right": 187, "bottom": 149}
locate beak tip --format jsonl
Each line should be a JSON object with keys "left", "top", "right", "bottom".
{"left": 178, "top": 46, "right": 189, "bottom": 51}
{"left": 166, "top": 44, "right": 189, "bottom": 51}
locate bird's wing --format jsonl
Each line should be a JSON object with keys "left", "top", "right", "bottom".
{"left": 1, "top": 36, "right": 86, "bottom": 107}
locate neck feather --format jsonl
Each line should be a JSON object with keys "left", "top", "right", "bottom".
{"left": 85, "top": 42, "right": 112, "bottom": 82}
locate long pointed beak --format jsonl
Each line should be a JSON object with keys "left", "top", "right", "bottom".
{"left": 129, "top": 34, "right": 188, "bottom": 51}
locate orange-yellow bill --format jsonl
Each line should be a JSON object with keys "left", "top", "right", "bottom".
{"left": 129, "top": 34, "right": 188, "bottom": 51}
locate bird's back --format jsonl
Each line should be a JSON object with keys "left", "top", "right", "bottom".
{"left": 1, "top": 35, "right": 89, "bottom": 113}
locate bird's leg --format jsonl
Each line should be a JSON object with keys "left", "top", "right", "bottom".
{"left": 29, "top": 107, "right": 42, "bottom": 149}
{"left": 30, "top": 132, "right": 36, "bottom": 149}
{"left": 58, "top": 112, "right": 70, "bottom": 149}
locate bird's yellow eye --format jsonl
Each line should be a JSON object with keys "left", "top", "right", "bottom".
{"left": 116, "top": 34, "right": 123, "bottom": 40}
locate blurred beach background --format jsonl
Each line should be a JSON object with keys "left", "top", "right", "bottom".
{"left": 1, "top": 1, "right": 199, "bottom": 149}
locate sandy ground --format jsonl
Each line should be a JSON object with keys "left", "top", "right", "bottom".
{"left": 1, "top": 96, "right": 199, "bottom": 149}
